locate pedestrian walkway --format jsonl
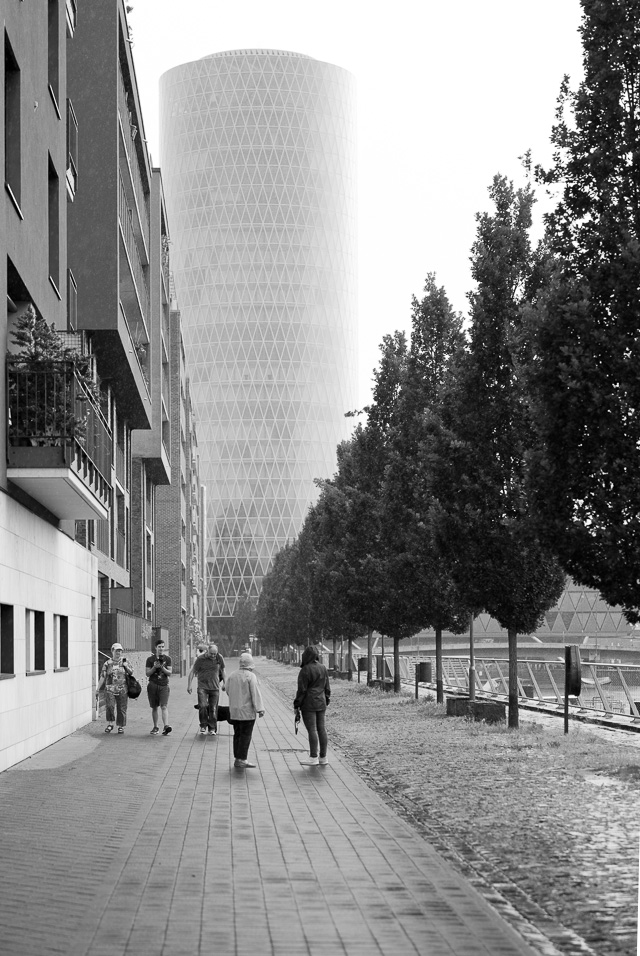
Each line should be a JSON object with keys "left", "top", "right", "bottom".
{"left": 0, "top": 659, "right": 552, "bottom": 956}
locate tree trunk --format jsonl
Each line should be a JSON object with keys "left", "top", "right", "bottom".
{"left": 435, "top": 626, "right": 443, "bottom": 704}
{"left": 332, "top": 636, "right": 337, "bottom": 675}
{"left": 367, "top": 628, "right": 373, "bottom": 684}
{"left": 347, "top": 636, "right": 353, "bottom": 681}
{"left": 393, "top": 637, "right": 400, "bottom": 693}
{"left": 469, "top": 613, "right": 476, "bottom": 701}
{"left": 508, "top": 627, "right": 519, "bottom": 729}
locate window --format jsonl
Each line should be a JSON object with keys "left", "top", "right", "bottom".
{"left": 48, "top": 156, "right": 60, "bottom": 292}
{"left": 65, "top": 0, "right": 77, "bottom": 38}
{"left": 26, "top": 609, "right": 45, "bottom": 673}
{"left": 67, "top": 269, "right": 77, "bottom": 329}
{"left": 4, "top": 32, "right": 21, "bottom": 209}
{"left": 66, "top": 99, "right": 78, "bottom": 200}
{"left": 54, "top": 614, "right": 69, "bottom": 669}
{"left": 0, "top": 604, "right": 15, "bottom": 676}
{"left": 48, "top": 0, "right": 60, "bottom": 110}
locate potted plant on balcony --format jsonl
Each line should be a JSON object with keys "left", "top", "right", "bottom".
{"left": 8, "top": 304, "right": 100, "bottom": 447}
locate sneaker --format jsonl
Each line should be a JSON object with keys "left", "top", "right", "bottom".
{"left": 199, "top": 727, "right": 207, "bottom": 735}
{"left": 319, "top": 757, "right": 329, "bottom": 766}
{"left": 105, "top": 725, "right": 114, "bottom": 734}
{"left": 117, "top": 727, "right": 124, "bottom": 734}
{"left": 208, "top": 729, "right": 217, "bottom": 736}
{"left": 242, "top": 761, "right": 256, "bottom": 768}
{"left": 300, "top": 757, "right": 319, "bottom": 766}
{"left": 162, "top": 726, "right": 172, "bottom": 736}
{"left": 234, "top": 759, "right": 245, "bottom": 768}
{"left": 150, "top": 727, "right": 160, "bottom": 735}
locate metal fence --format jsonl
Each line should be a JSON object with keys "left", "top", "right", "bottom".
{"left": 404, "top": 655, "right": 640, "bottom": 720}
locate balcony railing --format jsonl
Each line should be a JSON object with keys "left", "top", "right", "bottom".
{"left": 119, "top": 174, "right": 150, "bottom": 323}
{"left": 7, "top": 360, "right": 112, "bottom": 519}
{"left": 116, "top": 67, "right": 149, "bottom": 249}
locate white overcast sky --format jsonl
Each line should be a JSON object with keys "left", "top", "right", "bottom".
{"left": 130, "top": 0, "right": 584, "bottom": 409}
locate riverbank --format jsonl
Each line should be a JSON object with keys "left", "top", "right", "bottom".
{"left": 258, "top": 660, "right": 639, "bottom": 956}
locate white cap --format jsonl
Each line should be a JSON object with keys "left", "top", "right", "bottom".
{"left": 111, "top": 643, "right": 124, "bottom": 652}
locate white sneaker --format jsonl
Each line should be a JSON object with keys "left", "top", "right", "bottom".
{"left": 199, "top": 727, "right": 207, "bottom": 735}
{"left": 319, "top": 757, "right": 329, "bottom": 766}
{"left": 300, "top": 756, "right": 319, "bottom": 766}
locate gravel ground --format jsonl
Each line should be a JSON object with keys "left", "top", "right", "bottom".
{"left": 258, "top": 660, "right": 639, "bottom": 956}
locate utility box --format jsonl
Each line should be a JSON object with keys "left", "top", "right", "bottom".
{"left": 416, "top": 661, "right": 432, "bottom": 683}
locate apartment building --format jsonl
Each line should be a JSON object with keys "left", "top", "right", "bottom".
{"left": 156, "top": 304, "right": 206, "bottom": 675}
{"left": 1, "top": 0, "right": 101, "bottom": 773}
{"left": 1, "top": 0, "right": 205, "bottom": 771}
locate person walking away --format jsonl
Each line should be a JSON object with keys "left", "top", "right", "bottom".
{"left": 294, "top": 645, "right": 331, "bottom": 766}
{"left": 96, "top": 643, "right": 133, "bottom": 734}
{"left": 226, "top": 652, "right": 264, "bottom": 768}
{"left": 187, "top": 643, "right": 225, "bottom": 735}
{"left": 146, "top": 638, "right": 172, "bottom": 735}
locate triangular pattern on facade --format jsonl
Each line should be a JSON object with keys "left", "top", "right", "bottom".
{"left": 160, "top": 51, "right": 357, "bottom": 618}
{"left": 463, "top": 580, "right": 634, "bottom": 641}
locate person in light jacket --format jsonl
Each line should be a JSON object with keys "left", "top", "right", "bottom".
{"left": 294, "top": 645, "right": 331, "bottom": 766}
{"left": 226, "top": 652, "right": 265, "bottom": 769}
{"left": 95, "top": 643, "right": 133, "bottom": 734}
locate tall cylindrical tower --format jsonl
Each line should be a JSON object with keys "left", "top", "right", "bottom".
{"left": 160, "top": 50, "right": 357, "bottom": 627}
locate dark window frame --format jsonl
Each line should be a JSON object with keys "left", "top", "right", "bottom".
{"left": 0, "top": 604, "right": 15, "bottom": 676}
{"left": 4, "top": 31, "right": 21, "bottom": 210}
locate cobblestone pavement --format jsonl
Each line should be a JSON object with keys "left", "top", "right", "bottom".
{"left": 0, "top": 659, "right": 554, "bottom": 956}
{"left": 258, "top": 663, "right": 639, "bottom": 956}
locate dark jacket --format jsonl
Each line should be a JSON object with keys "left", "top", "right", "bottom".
{"left": 294, "top": 660, "right": 331, "bottom": 713}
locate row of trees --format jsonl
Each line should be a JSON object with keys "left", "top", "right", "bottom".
{"left": 255, "top": 0, "right": 640, "bottom": 727}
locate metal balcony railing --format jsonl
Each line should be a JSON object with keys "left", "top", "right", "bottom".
{"left": 7, "top": 360, "right": 112, "bottom": 505}
{"left": 118, "top": 174, "right": 150, "bottom": 323}
{"left": 116, "top": 67, "right": 149, "bottom": 249}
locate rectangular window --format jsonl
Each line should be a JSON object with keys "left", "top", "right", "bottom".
{"left": 48, "top": 156, "right": 60, "bottom": 291}
{"left": 1, "top": 604, "right": 15, "bottom": 676}
{"left": 66, "top": 99, "right": 78, "bottom": 199}
{"left": 65, "top": 0, "right": 77, "bottom": 38}
{"left": 48, "top": 0, "right": 60, "bottom": 110}
{"left": 4, "top": 32, "right": 21, "bottom": 209}
{"left": 67, "top": 269, "right": 78, "bottom": 329}
{"left": 54, "top": 614, "right": 69, "bottom": 668}
{"left": 26, "top": 609, "right": 45, "bottom": 673}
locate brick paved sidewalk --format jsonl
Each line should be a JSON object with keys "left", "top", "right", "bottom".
{"left": 0, "top": 659, "right": 556, "bottom": 956}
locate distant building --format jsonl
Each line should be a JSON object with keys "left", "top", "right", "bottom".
{"left": 159, "top": 49, "right": 358, "bottom": 632}
{"left": 155, "top": 302, "right": 206, "bottom": 676}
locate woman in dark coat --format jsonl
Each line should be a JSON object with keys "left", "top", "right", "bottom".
{"left": 294, "top": 645, "right": 331, "bottom": 766}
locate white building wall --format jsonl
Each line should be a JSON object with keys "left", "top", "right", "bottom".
{"left": 0, "top": 494, "right": 98, "bottom": 773}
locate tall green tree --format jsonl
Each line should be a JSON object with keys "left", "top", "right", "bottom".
{"left": 527, "top": 0, "right": 640, "bottom": 620}
{"left": 382, "top": 276, "right": 471, "bottom": 701}
{"left": 429, "top": 175, "right": 564, "bottom": 727}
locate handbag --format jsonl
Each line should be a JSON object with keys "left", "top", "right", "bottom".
{"left": 126, "top": 671, "right": 142, "bottom": 699}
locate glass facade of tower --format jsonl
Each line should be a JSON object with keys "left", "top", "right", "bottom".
{"left": 159, "top": 50, "right": 358, "bottom": 622}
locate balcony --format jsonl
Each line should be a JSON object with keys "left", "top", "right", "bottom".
{"left": 7, "top": 361, "right": 112, "bottom": 520}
